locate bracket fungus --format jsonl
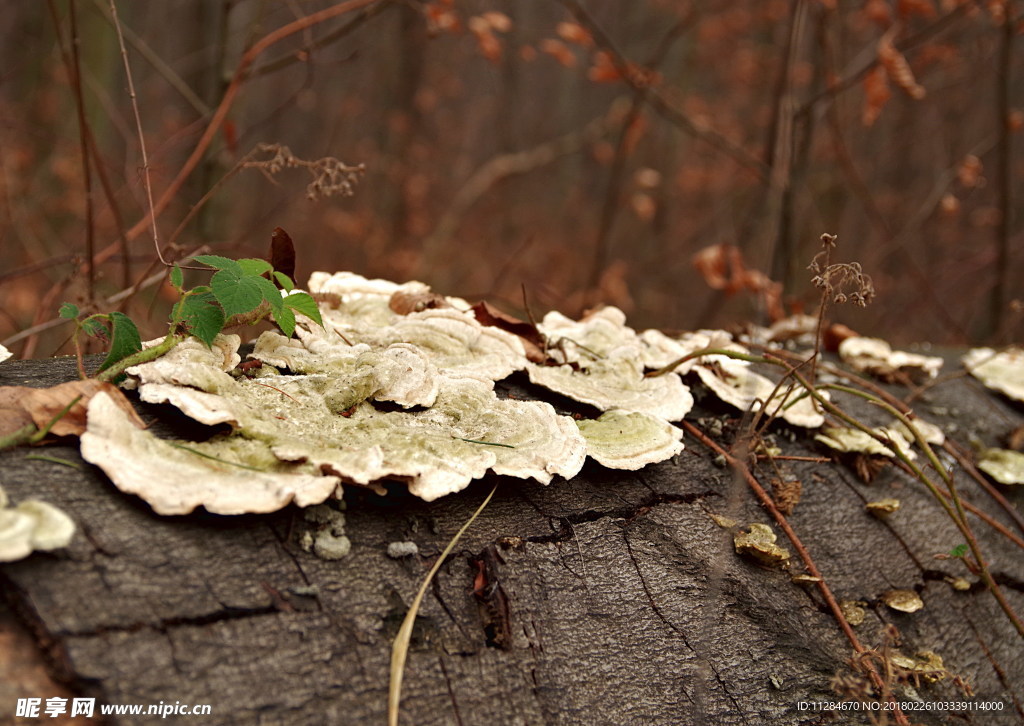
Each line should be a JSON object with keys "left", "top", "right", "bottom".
{"left": 0, "top": 485, "right": 75, "bottom": 562}
{"left": 81, "top": 392, "right": 342, "bottom": 516}
{"left": 881, "top": 589, "right": 924, "bottom": 613}
{"left": 526, "top": 306, "right": 695, "bottom": 421}
{"left": 0, "top": 344, "right": 11, "bottom": 363}
{"left": 976, "top": 447, "right": 1024, "bottom": 486}
{"left": 694, "top": 358, "right": 826, "bottom": 428}
{"left": 962, "top": 347, "right": 1024, "bottom": 403}
{"left": 79, "top": 269, "right": 867, "bottom": 515}
{"left": 814, "top": 425, "right": 916, "bottom": 460}
{"left": 839, "top": 336, "right": 942, "bottom": 382}
{"left": 575, "top": 410, "right": 683, "bottom": 470}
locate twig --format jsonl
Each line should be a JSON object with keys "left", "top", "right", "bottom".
{"left": 584, "top": 10, "right": 695, "bottom": 301}
{"left": 85, "top": 0, "right": 381, "bottom": 275}
{"left": 68, "top": 0, "right": 96, "bottom": 302}
{"left": 89, "top": 0, "right": 210, "bottom": 115}
{"left": 109, "top": 0, "right": 164, "bottom": 265}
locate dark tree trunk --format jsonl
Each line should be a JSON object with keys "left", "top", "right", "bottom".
{"left": 1, "top": 354, "right": 1022, "bottom": 725}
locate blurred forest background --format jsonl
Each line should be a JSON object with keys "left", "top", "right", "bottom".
{"left": 1, "top": 0, "right": 1021, "bottom": 359}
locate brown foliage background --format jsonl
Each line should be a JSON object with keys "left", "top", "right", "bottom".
{"left": 1, "top": 0, "right": 1021, "bottom": 357}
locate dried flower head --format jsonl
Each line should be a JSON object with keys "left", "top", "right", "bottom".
{"left": 808, "top": 234, "right": 875, "bottom": 308}
{"left": 244, "top": 143, "right": 365, "bottom": 201}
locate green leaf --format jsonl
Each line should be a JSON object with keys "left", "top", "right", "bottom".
{"left": 273, "top": 271, "right": 295, "bottom": 292}
{"left": 210, "top": 268, "right": 264, "bottom": 320}
{"left": 949, "top": 544, "right": 968, "bottom": 558}
{"left": 274, "top": 305, "right": 296, "bottom": 338}
{"left": 180, "top": 295, "right": 226, "bottom": 347}
{"left": 252, "top": 274, "right": 283, "bottom": 315}
{"left": 170, "top": 264, "right": 183, "bottom": 289}
{"left": 82, "top": 317, "right": 108, "bottom": 339}
{"left": 284, "top": 292, "right": 323, "bottom": 327}
{"left": 193, "top": 254, "right": 241, "bottom": 272}
{"left": 236, "top": 258, "right": 273, "bottom": 277}
{"left": 59, "top": 303, "right": 79, "bottom": 319}
{"left": 98, "top": 312, "right": 143, "bottom": 372}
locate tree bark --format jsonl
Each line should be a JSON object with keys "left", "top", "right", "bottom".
{"left": 1, "top": 354, "right": 1021, "bottom": 725}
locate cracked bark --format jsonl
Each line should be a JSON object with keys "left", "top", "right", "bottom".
{"left": 0, "top": 355, "right": 1022, "bottom": 725}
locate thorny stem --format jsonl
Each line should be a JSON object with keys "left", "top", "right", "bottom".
{"left": 654, "top": 344, "right": 1023, "bottom": 637}
{"left": 0, "top": 425, "right": 39, "bottom": 452}
{"left": 681, "top": 421, "right": 910, "bottom": 726}
{"left": 95, "top": 331, "right": 184, "bottom": 383}
{"left": 799, "top": 377, "right": 1024, "bottom": 639}
{"left": 28, "top": 395, "right": 83, "bottom": 444}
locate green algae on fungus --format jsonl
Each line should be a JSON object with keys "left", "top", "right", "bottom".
{"left": 271, "top": 374, "right": 586, "bottom": 501}
{"left": 576, "top": 410, "right": 683, "bottom": 470}
{"left": 96, "top": 331, "right": 585, "bottom": 505}
{"left": 252, "top": 332, "right": 440, "bottom": 409}
{"left": 81, "top": 392, "right": 341, "bottom": 515}
{"left": 528, "top": 354, "right": 694, "bottom": 422}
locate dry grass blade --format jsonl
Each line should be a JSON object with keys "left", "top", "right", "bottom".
{"left": 388, "top": 484, "right": 497, "bottom": 726}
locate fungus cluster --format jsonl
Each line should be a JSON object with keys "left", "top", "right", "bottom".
{"left": 80, "top": 270, "right": 925, "bottom": 518}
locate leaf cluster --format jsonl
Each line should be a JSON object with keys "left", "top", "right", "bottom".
{"left": 170, "top": 255, "right": 321, "bottom": 346}
{"left": 60, "top": 255, "right": 324, "bottom": 379}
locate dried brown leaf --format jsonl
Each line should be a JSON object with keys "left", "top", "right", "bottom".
{"left": 471, "top": 301, "right": 546, "bottom": 363}
{"left": 0, "top": 380, "right": 143, "bottom": 438}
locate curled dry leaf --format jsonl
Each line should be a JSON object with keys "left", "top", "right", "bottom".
{"left": 881, "top": 588, "right": 924, "bottom": 613}
{"left": 470, "top": 301, "right": 546, "bottom": 363}
{"left": 840, "top": 600, "right": 867, "bottom": 627}
{"left": 0, "top": 379, "right": 143, "bottom": 438}
{"left": 866, "top": 498, "right": 901, "bottom": 516}
{"left": 389, "top": 282, "right": 450, "bottom": 315}
{"left": 733, "top": 523, "right": 790, "bottom": 567}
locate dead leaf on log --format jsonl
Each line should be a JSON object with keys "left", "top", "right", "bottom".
{"left": 0, "top": 380, "right": 142, "bottom": 438}
{"left": 389, "top": 285, "right": 450, "bottom": 315}
{"left": 471, "top": 301, "right": 546, "bottom": 362}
